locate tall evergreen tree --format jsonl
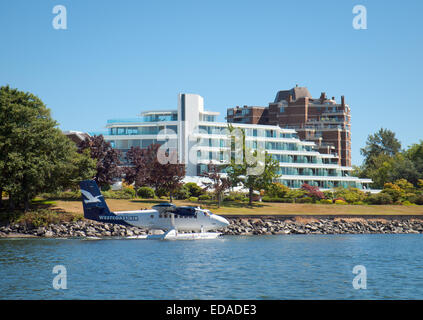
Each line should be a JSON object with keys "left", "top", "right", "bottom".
{"left": 360, "top": 128, "right": 401, "bottom": 163}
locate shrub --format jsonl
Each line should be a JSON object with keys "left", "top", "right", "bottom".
{"left": 137, "top": 187, "right": 155, "bottom": 199}
{"left": 353, "top": 201, "right": 365, "bottom": 205}
{"left": 223, "top": 195, "right": 235, "bottom": 201}
{"left": 224, "top": 192, "right": 247, "bottom": 202}
{"left": 173, "top": 185, "right": 190, "bottom": 200}
{"left": 122, "top": 187, "right": 136, "bottom": 198}
{"left": 14, "top": 209, "right": 83, "bottom": 227}
{"left": 334, "top": 199, "right": 347, "bottom": 205}
{"left": 102, "top": 189, "right": 135, "bottom": 199}
{"left": 262, "top": 196, "right": 286, "bottom": 203}
{"left": 296, "top": 197, "right": 313, "bottom": 204}
{"left": 199, "top": 194, "right": 211, "bottom": 201}
{"left": 404, "top": 193, "right": 417, "bottom": 203}
{"left": 301, "top": 183, "right": 325, "bottom": 200}
{"left": 285, "top": 189, "right": 306, "bottom": 202}
{"left": 402, "top": 200, "right": 415, "bottom": 206}
{"left": 155, "top": 188, "right": 169, "bottom": 198}
{"left": 318, "top": 199, "right": 333, "bottom": 204}
{"left": 333, "top": 197, "right": 345, "bottom": 202}
{"left": 188, "top": 197, "right": 198, "bottom": 202}
{"left": 367, "top": 193, "right": 393, "bottom": 205}
{"left": 41, "top": 190, "right": 81, "bottom": 200}
{"left": 184, "top": 183, "right": 204, "bottom": 198}
{"left": 267, "top": 183, "right": 290, "bottom": 198}
{"left": 323, "top": 190, "right": 334, "bottom": 200}
{"left": 333, "top": 187, "right": 366, "bottom": 204}
{"left": 415, "top": 195, "right": 423, "bottom": 205}
{"left": 101, "top": 184, "right": 111, "bottom": 192}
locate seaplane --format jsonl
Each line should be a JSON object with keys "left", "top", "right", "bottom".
{"left": 79, "top": 180, "right": 230, "bottom": 240}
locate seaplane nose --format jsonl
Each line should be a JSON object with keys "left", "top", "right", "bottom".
{"left": 213, "top": 215, "right": 230, "bottom": 228}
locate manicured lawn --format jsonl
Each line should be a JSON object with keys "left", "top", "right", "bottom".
{"left": 50, "top": 198, "right": 423, "bottom": 217}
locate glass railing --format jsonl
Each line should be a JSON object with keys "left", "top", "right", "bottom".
{"left": 107, "top": 115, "right": 177, "bottom": 124}
{"left": 107, "top": 118, "right": 144, "bottom": 124}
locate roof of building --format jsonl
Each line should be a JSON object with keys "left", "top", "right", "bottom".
{"left": 63, "top": 131, "right": 90, "bottom": 144}
{"left": 274, "top": 86, "right": 312, "bottom": 103}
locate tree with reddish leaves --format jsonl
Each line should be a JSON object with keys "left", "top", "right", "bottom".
{"left": 77, "top": 135, "right": 122, "bottom": 187}
{"left": 301, "top": 183, "right": 325, "bottom": 200}
{"left": 124, "top": 146, "right": 148, "bottom": 187}
{"left": 125, "top": 143, "right": 185, "bottom": 202}
{"left": 202, "top": 162, "right": 231, "bottom": 207}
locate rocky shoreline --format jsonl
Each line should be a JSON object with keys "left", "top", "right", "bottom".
{"left": 1, "top": 217, "right": 423, "bottom": 238}
{"left": 223, "top": 217, "right": 423, "bottom": 235}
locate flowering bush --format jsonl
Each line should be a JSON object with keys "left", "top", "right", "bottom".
{"left": 301, "top": 183, "right": 325, "bottom": 200}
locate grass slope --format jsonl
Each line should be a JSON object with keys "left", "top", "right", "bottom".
{"left": 51, "top": 199, "right": 423, "bottom": 217}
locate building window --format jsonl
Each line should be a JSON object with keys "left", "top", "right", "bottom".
{"left": 280, "top": 107, "right": 285, "bottom": 113}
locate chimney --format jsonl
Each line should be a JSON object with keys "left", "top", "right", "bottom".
{"left": 319, "top": 92, "right": 326, "bottom": 104}
{"left": 341, "top": 96, "right": 345, "bottom": 107}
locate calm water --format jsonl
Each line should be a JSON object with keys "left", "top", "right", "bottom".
{"left": 1, "top": 234, "right": 423, "bottom": 300}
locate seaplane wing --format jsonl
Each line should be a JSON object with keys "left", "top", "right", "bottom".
{"left": 79, "top": 180, "right": 230, "bottom": 240}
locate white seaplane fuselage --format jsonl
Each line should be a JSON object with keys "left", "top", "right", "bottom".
{"left": 99, "top": 207, "right": 229, "bottom": 232}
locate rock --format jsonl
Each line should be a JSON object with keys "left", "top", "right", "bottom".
{"left": 36, "top": 227, "right": 46, "bottom": 236}
{"left": 44, "top": 230, "right": 54, "bottom": 237}
{"left": 75, "top": 231, "right": 86, "bottom": 237}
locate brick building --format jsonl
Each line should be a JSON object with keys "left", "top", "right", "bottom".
{"left": 226, "top": 86, "right": 352, "bottom": 167}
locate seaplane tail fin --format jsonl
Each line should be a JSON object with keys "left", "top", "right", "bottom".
{"left": 79, "top": 180, "right": 114, "bottom": 222}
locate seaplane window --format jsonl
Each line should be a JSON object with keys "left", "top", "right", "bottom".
{"left": 150, "top": 215, "right": 154, "bottom": 219}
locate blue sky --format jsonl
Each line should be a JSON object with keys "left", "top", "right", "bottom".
{"left": 0, "top": 0, "right": 422, "bottom": 165}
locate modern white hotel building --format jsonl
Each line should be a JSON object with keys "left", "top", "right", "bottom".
{"left": 103, "top": 94, "right": 372, "bottom": 190}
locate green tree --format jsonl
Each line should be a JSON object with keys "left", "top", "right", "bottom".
{"left": 226, "top": 126, "right": 280, "bottom": 205}
{"left": 0, "top": 85, "right": 95, "bottom": 210}
{"left": 403, "top": 140, "right": 423, "bottom": 185}
{"left": 361, "top": 128, "right": 401, "bottom": 162}
{"left": 358, "top": 129, "right": 402, "bottom": 189}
